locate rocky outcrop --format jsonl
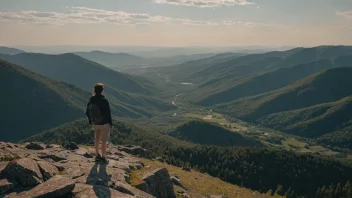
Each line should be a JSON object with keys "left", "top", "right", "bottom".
{"left": 118, "top": 145, "right": 150, "bottom": 158}
{"left": 3, "top": 158, "right": 43, "bottom": 186}
{"left": 0, "top": 142, "right": 159, "bottom": 197}
{"left": 14, "top": 176, "right": 75, "bottom": 198}
{"left": 136, "top": 167, "right": 176, "bottom": 198}
{"left": 25, "top": 142, "right": 45, "bottom": 150}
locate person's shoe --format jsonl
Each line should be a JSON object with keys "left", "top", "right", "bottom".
{"left": 100, "top": 157, "right": 109, "bottom": 164}
{"left": 95, "top": 154, "right": 102, "bottom": 162}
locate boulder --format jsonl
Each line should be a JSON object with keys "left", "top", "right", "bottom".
{"left": 3, "top": 158, "right": 43, "bottom": 187}
{"left": 118, "top": 145, "right": 149, "bottom": 158}
{"left": 15, "top": 175, "right": 75, "bottom": 198}
{"left": 110, "top": 181, "right": 155, "bottom": 198}
{"left": 136, "top": 167, "right": 176, "bottom": 198}
{"left": 38, "top": 161, "right": 59, "bottom": 181}
{"left": 64, "top": 142, "right": 79, "bottom": 150}
{"left": 25, "top": 142, "right": 45, "bottom": 150}
{"left": 170, "top": 176, "right": 188, "bottom": 190}
{"left": 0, "top": 179, "right": 14, "bottom": 195}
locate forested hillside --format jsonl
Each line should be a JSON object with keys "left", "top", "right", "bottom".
{"left": 167, "top": 120, "right": 263, "bottom": 147}
{"left": 0, "top": 53, "right": 154, "bottom": 94}
{"left": 0, "top": 59, "right": 87, "bottom": 141}
{"left": 196, "top": 59, "right": 336, "bottom": 106}
{"left": 216, "top": 67, "right": 352, "bottom": 139}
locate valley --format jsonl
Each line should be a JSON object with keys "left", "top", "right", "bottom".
{"left": 2, "top": 45, "right": 352, "bottom": 198}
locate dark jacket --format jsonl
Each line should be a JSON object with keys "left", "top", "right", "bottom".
{"left": 86, "top": 94, "right": 113, "bottom": 126}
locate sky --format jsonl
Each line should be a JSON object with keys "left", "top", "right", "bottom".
{"left": 0, "top": 0, "right": 351, "bottom": 47}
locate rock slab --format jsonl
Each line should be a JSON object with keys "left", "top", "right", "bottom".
{"left": 38, "top": 160, "right": 59, "bottom": 181}
{"left": 25, "top": 142, "right": 45, "bottom": 150}
{"left": 3, "top": 158, "right": 43, "bottom": 187}
{"left": 15, "top": 175, "right": 75, "bottom": 198}
{"left": 136, "top": 167, "right": 176, "bottom": 198}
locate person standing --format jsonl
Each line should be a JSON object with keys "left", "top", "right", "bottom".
{"left": 86, "top": 83, "right": 113, "bottom": 163}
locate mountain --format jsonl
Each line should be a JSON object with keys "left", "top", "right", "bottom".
{"left": 154, "top": 52, "right": 245, "bottom": 82}
{"left": 24, "top": 118, "right": 352, "bottom": 197}
{"left": 0, "top": 59, "right": 175, "bottom": 141}
{"left": 74, "top": 50, "right": 216, "bottom": 71}
{"left": 167, "top": 120, "right": 263, "bottom": 147}
{"left": 0, "top": 59, "right": 88, "bottom": 141}
{"left": 218, "top": 67, "right": 352, "bottom": 119}
{"left": 195, "top": 59, "right": 336, "bottom": 106}
{"left": 152, "top": 46, "right": 352, "bottom": 86}
{"left": 317, "top": 124, "right": 352, "bottom": 149}
{"left": 257, "top": 96, "right": 352, "bottom": 138}
{"left": 0, "top": 46, "right": 26, "bottom": 55}
{"left": 0, "top": 53, "right": 176, "bottom": 118}
{"left": 217, "top": 67, "right": 352, "bottom": 138}
{"left": 73, "top": 51, "right": 145, "bottom": 69}
{"left": 0, "top": 53, "right": 154, "bottom": 95}
{"left": 195, "top": 46, "right": 352, "bottom": 82}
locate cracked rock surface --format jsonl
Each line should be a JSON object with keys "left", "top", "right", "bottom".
{"left": 0, "top": 142, "right": 166, "bottom": 198}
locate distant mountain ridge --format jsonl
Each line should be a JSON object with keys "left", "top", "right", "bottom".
{"left": 73, "top": 51, "right": 145, "bottom": 69}
{"left": 0, "top": 46, "right": 26, "bottom": 55}
{"left": 73, "top": 50, "right": 216, "bottom": 70}
{"left": 0, "top": 53, "right": 154, "bottom": 94}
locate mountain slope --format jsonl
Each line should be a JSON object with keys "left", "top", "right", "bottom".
{"left": 0, "top": 59, "right": 88, "bottom": 141}
{"left": 155, "top": 53, "right": 245, "bottom": 82}
{"left": 0, "top": 46, "right": 26, "bottom": 55}
{"left": 196, "top": 46, "right": 352, "bottom": 82}
{"left": 317, "top": 124, "right": 352, "bottom": 149}
{"left": 74, "top": 51, "right": 145, "bottom": 69}
{"left": 195, "top": 59, "right": 336, "bottom": 106}
{"left": 0, "top": 53, "right": 153, "bottom": 95}
{"left": 218, "top": 67, "right": 352, "bottom": 121}
{"left": 168, "top": 120, "right": 263, "bottom": 147}
{"left": 257, "top": 96, "right": 352, "bottom": 138}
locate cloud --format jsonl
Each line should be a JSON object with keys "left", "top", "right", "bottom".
{"left": 223, "top": 20, "right": 286, "bottom": 28}
{"left": 0, "top": 7, "right": 218, "bottom": 26}
{"left": 0, "top": 7, "right": 284, "bottom": 28}
{"left": 153, "top": 0, "right": 255, "bottom": 8}
{"left": 336, "top": 11, "right": 352, "bottom": 19}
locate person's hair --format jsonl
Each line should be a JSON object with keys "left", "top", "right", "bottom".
{"left": 93, "top": 83, "right": 104, "bottom": 95}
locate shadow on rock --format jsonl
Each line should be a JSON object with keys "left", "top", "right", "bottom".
{"left": 87, "top": 162, "right": 112, "bottom": 198}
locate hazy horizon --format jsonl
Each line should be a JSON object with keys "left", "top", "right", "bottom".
{"left": 0, "top": 0, "right": 351, "bottom": 47}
